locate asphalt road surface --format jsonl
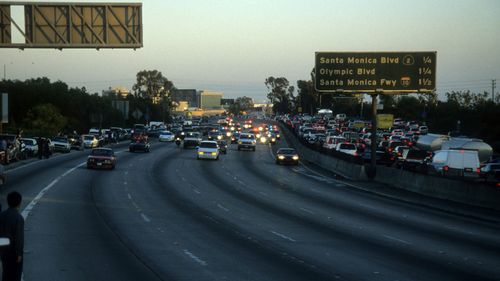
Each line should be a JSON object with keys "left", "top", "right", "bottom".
{"left": 2, "top": 138, "right": 500, "bottom": 281}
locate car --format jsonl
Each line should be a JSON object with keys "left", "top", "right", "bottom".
{"left": 21, "top": 138, "right": 39, "bottom": 157}
{"left": 393, "top": 146, "right": 410, "bottom": 168}
{"left": 207, "top": 130, "right": 223, "bottom": 141}
{"left": 479, "top": 163, "right": 500, "bottom": 182}
{"left": 217, "top": 140, "right": 228, "bottom": 154}
{"left": 275, "top": 148, "right": 299, "bottom": 165}
{"left": 52, "top": 136, "right": 71, "bottom": 153}
{"left": 419, "top": 126, "right": 429, "bottom": 135}
{"left": 335, "top": 142, "right": 358, "bottom": 156}
{"left": 237, "top": 133, "right": 256, "bottom": 151}
{"left": 183, "top": 132, "right": 202, "bottom": 148}
{"left": 402, "top": 148, "right": 432, "bottom": 172}
{"left": 129, "top": 139, "right": 150, "bottom": 152}
{"left": 197, "top": 140, "right": 220, "bottom": 160}
{"left": 87, "top": 148, "right": 116, "bottom": 169}
{"left": 159, "top": 131, "right": 175, "bottom": 142}
{"left": 230, "top": 132, "right": 240, "bottom": 144}
{"left": 82, "top": 134, "right": 99, "bottom": 148}
{"left": 362, "top": 148, "right": 395, "bottom": 166}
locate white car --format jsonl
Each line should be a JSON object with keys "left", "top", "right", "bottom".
{"left": 159, "top": 131, "right": 175, "bottom": 142}
{"left": 197, "top": 141, "right": 220, "bottom": 160}
{"left": 21, "top": 138, "right": 38, "bottom": 156}
{"left": 82, "top": 134, "right": 99, "bottom": 148}
{"left": 335, "top": 143, "right": 358, "bottom": 156}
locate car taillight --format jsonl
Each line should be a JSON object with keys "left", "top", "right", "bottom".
{"left": 390, "top": 156, "right": 395, "bottom": 161}
{"left": 443, "top": 165, "right": 449, "bottom": 172}
{"left": 476, "top": 168, "right": 481, "bottom": 174}
{"left": 408, "top": 142, "right": 413, "bottom": 146}
{"left": 496, "top": 182, "right": 500, "bottom": 187}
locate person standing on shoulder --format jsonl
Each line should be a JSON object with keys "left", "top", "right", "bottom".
{"left": 0, "top": 191, "right": 24, "bottom": 281}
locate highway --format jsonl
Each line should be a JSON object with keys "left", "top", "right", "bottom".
{"left": 2, "top": 138, "right": 500, "bottom": 281}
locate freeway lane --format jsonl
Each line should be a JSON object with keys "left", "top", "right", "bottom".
{"left": 1, "top": 138, "right": 499, "bottom": 280}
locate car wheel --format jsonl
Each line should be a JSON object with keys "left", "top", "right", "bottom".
{"left": 87, "top": 165, "right": 91, "bottom": 169}
{"left": 252, "top": 147, "right": 256, "bottom": 151}
{"left": 276, "top": 160, "right": 280, "bottom": 165}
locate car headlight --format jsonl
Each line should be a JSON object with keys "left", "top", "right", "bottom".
{"left": 211, "top": 152, "right": 217, "bottom": 156}
{"left": 217, "top": 135, "right": 222, "bottom": 140}
{"left": 278, "top": 155, "right": 285, "bottom": 160}
{"left": 256, "top": 133, "right": 261, "bottom": 138}
{"left": 226, "top": 132, "right": 231, "bottom": 137}
{"left": 292, "top": 155, "right": 299, "bottom": 160}
{"left": 105, "top": 160, "right": 112, "bottom": 164}
{"left": 238, "top": 141, "right": 243, "bottom": 145}
{"left": 260, "top": 137, "right": 266, "bottom": 143}
{"left": 271, "top": 138, "right": 276, "bottom": 142}
{"left": 277, "top": 134, "right": 280, "bottom": 138}
{"left": 198, "top": 151, "right": 204, "bottom": 155}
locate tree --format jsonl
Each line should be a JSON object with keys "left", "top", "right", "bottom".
{"left": 132, "top": 70, "right": 174, "bottom": 101}
{"left": 265, "top": 76, "right": 295, "bottom": 114}
{"left": 23, "top": 103, "right": 67, "bottom": 137}
{"left": 228, "top": 96, "right": 254, "bottom": 115}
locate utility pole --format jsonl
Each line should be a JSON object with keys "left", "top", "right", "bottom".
{"left": 493, "top": 79, "right": 497, "bottom": 103}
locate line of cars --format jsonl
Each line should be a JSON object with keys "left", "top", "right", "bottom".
{"left": 280, "top": 113, "right": 498, "bottom": 184}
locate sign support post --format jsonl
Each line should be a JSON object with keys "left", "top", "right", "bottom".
{"left": 367, "top": 93, "right": 378, "bottom": 179}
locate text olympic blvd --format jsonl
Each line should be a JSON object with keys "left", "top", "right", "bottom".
{"left": 314, "top": 52, "right": 436, "bottom": 93}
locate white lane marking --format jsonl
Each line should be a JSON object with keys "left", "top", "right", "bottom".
{"left": 383, "top": 235, "right": 412, "bottom": 245}
{"left": 132, "top": 202, "right": 141, "bottom": 211}
{"left": 217, "top": 204, "right": 229, "bottom": 212}
{"left": 193, "top": 189, "right": 201, "bottom": 194}
{"left": 181, "top": 177, "right": 186, "bottom": 182}
{"left": 183, "top": 249, "right": 207, "bottom": 266}
{"left": 21, "top": 162, "right": 86, "bottom": 220}
{"left": 237, "top": 180, "right": 246, "bottom": 186}
{"left": 141, "top": 213, "right": 151, "bottom": 222}
{"left": 127, "top": 193, "right": 132, "bottom": 200}
{"left": 270, "top": 231, "right": 296, "bottom": 242}
{"left": 259, "top": 191, "right": 268, "bottom": 197}
{"left": 124, "top": 181, "right": 128, "bottom": 185}
{"left": 124, "top": 171, "right": 129, "bottom": 175}
{"left": 358, "top": 203, "right": 376, "bottom": 210}
{"left": 299, "top": 207, "right": 315, "bottom": 215}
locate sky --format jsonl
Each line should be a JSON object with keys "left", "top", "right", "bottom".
{"left": 1, "top": 0, "right": 499, "bottom": 103}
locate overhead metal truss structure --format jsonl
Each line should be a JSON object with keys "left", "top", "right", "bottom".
{"left": 0, "top": 2, "right": 142, "bottom": 49}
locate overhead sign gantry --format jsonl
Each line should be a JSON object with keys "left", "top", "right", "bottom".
{"left": 0, "top": 2, "right": 142, "bottom": 49}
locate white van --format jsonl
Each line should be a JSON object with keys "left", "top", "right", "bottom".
{"left": 430, "top": 150, "right": 480, "bottom": 178}
{"left": 335, "top": 113, "right": 346, "bottom": 122}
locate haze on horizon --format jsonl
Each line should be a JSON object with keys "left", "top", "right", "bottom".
{"left": 1, "top": 0, "right": 499, "bottom": 102}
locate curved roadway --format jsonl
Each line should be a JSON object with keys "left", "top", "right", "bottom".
{"left": 2, "top": 137, "right": 500, "bottom": 281}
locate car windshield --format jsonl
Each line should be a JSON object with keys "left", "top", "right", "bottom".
{"left": 83, "top": 136, "right": 94, "bottom": 141}
{"left": 53, "top": 137, "right": 68, "bottom": 142}
{"left": 91, "top": 149, "right": 113, "bottom": 156}
{"left": 278, "top": 149, "right": 296, "bottom": 154}
{"left": 240, "top": 134, "right": 255, "bottom": 140}
{"left": 200, "top": 142, "right": 217, "bottom": 148}
{"left": 339, "top": 144, "right": 355, "bottom": 149}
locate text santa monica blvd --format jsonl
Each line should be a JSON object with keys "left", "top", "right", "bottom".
{"left": 314, "top": 52, "right": 436, "bottom": 93}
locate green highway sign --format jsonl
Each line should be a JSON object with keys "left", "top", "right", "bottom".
{"left": 314, "top": 52, "right": 436, "bottom": 93}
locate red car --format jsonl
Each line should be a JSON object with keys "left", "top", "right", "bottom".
{"left": 87, "top": 148, "right": 116, "bottom": 169}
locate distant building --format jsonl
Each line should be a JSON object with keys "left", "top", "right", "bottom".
{"left": 199, "top": 90, "right": 223, "bottom": 110}
{"left": 171, "top": 89, "right": 199, "bottom": 108}
{"left": 102, "top": 86, "right": 130, "bottom": 98}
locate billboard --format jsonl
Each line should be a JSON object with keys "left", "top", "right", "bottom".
{"left": 315, "top": 52, "right": 436, "bottom": 93}
{"left": 377, "top": 114, "right": 394, "bottom": 129}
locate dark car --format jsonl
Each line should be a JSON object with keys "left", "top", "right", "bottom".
{"left": 217, "top": 140, "right": 228, "bottom": 154}
{"left": 129, "top": 139, "right": 150, "bottom": 152}
{"left": 479, "top": 163, "right": 500, "bottom": 182}
{"left": 362, "top": 148, "right": 395, "bottom": 166}
{"left": 230, "top": 132, "right": 240, "bottom": 144}
{"left": 87, "top": 148, "right": 116, "bottom": 169}
{"left": 276, "top": 148, "right": 299, "bottom": 165}
{"left": 207, "top": 130, "right": 223, "bottom": 141}
{"left": 402, "top": 148, "right": 431, "bottom": 172}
